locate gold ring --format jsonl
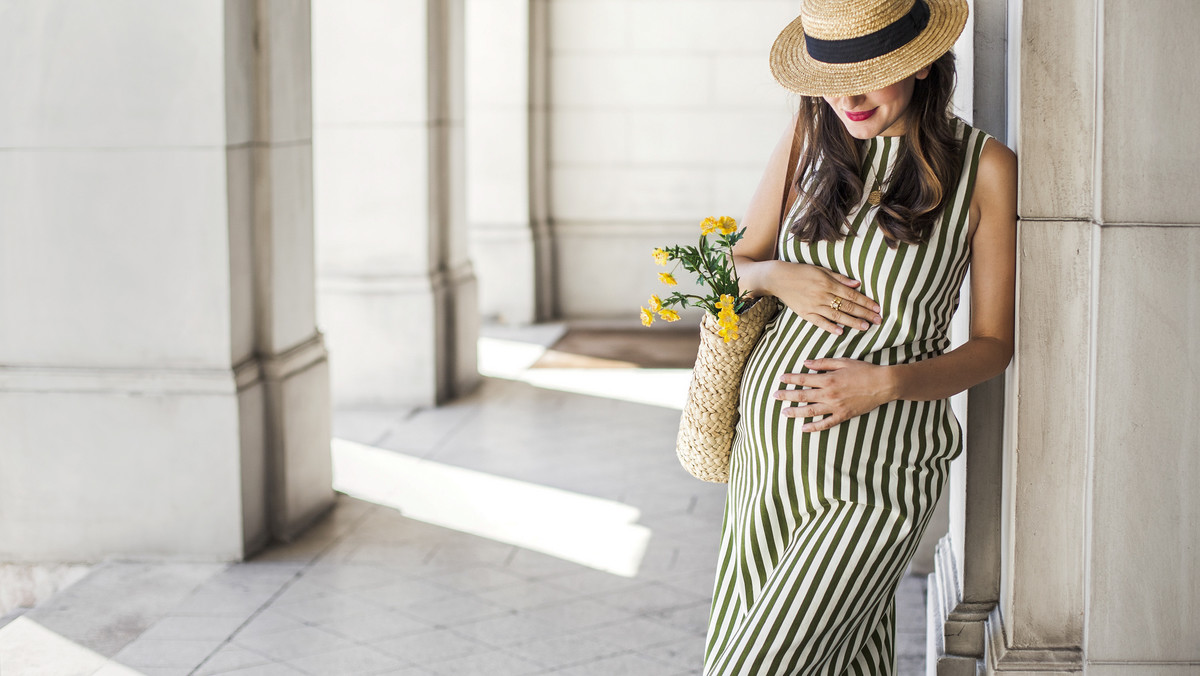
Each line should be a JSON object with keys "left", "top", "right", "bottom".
{"left": 830, "top": 297, "right": 842, "bottom": 312}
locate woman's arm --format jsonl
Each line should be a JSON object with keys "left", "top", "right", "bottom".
{"left": 777, "top": 137, "right": 1018, "bottom": 432}
{"left": 734, "top": 113, "right": 883, "bottom": 335}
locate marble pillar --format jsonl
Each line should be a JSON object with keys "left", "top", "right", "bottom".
{"left": 0, "top": 0, "right": 333, "bottom": 561}
{"left": 465, "top": 0, "right": 554, "bottom": 324}
{"left": 976, "top": 0, "right": 1200, "bottom": 672}
{"left": 313, "top": 0, "right": 480, "bottom": 407}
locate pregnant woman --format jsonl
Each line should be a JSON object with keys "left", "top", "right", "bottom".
{"left": 703, "top": 0, "right": 1016, "bottom": 674}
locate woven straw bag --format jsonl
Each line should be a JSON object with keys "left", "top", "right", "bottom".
{"left": 676, "top": 296, "right": 779, "bottom": 482}
{"left": 675, "top": 117, "right": 802, "bottom": 483}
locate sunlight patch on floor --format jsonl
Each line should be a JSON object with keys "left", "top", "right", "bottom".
{"left": 0, "top": 616, "right": 140, "bottom": 675}
{"left": 332, "top": 439, "right": 652, "bottom": 577}
{"left": 477, "top": 336, "right": 691, "bottom": 410}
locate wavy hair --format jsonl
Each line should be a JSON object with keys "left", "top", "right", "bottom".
{"left": 789, "top": 52, "right": 962, "bottom": 247}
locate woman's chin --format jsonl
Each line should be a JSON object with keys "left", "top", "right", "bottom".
{"left": 843, "top": 126, "right": 880, "bottom": 140}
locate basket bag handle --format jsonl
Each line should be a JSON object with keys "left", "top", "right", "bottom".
{"left": 778, "top": 116, "right": 803, "bottom": 245}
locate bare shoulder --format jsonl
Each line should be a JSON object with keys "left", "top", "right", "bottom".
{"left": 974, "top": 137, "right": 1016, "bottom": 204}
{"left": 977, "top": 137, "right": 1016, "bottom": 186}
{"left": 968, "top": 137, "right": 1017, "bottom": 240}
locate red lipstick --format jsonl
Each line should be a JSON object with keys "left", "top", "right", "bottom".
{"left": 845, "top": 108, "right": 876, "bottom": 122}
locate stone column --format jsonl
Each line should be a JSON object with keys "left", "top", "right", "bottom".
{"left": 465, "top": 0, "right": 554, "bottom": 324}
{"left": 313, "top": 0, "right": 480, "bottom": 407}
{"left": 982, "top": 0, "right": 1200, "bottom": 672}
{"left": 244, "top": 0, "right": 335, "bottom": 545}
{"left": 0, "top": 0, "right": 333, "bottom": 560}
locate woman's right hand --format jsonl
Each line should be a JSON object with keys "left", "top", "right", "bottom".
{"left": 767, "top": 261, "right": 882, "bottom": 335}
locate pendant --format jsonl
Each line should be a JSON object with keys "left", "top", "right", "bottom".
{"left": 868, "top": 189, "right": 882, "bottom": 206}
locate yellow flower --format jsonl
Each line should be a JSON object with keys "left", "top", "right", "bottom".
{"left": 658, "top": 272, "right": 677, "bottom": 286}
{"left": 640, "top": 307, "right": 655, "bottom": 327}
{"left": 648, "top": 295, "right": 662, "bottom": 312}
{"left": 700, "top": 217, "right": 719, "bottom": 235}
{"left": 715, "top": 294, "right": 739, "bottom": 342}
{"left": 652, "top": 248, "right": 670, "bottom": 266}
{"left": 716, "top": 216, "right": 737, "bottom": 235}
{"left": 658, "top": 308, "right": 681, "bottom": 322}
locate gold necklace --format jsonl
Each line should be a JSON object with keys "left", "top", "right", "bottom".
{"left": 867, "top": 172, "right": 884, "bottom": 206}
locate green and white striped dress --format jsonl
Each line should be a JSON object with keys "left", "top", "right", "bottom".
{"left": 703, "top": 118, "right": 991, "bottom": 676}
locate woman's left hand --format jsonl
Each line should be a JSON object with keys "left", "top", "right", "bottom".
{"left": 774, "top": 358, "right": 896, "bottom": 432}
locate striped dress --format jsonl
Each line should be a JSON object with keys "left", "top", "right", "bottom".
{"left": 703, "top": 119, "right": 991, "bottom": 675}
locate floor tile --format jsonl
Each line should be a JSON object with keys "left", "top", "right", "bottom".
{"left": 371, "top": 628, "right": 492, "bottom": 665}
{"left": 426, "top": 540, "right": 519, "bottom": 569}
{"left": 540, "top": 569, "right": 643, "bottom": 597}
{"left": 233, "top": 608, "right": 308, "bottom": 637}
{"left": 553, "top": 650, "right": 677, "bottom": 675}
{"left": 450, "top": 613, "right": 566, "bottom": 646}
{"left": 91, "top": 664, "right": 160, "bottom": 676}
{"left": 594, "top": 581, "right": 710, "bottom": 615}
{"left": 518, "top": 598, "right": 633, "bottom": 633}
{"left": 271, "top": 590, "right": 388, "bottom": 624}
{"left": 20, "top": 562, "right": 228, "bottom": 657}
{"left": 583, "top": 617, "right": 697, "bottom": 651}
{"left": 309, "top": 605, "right": 432, "bottom": 641}
{"left": 193, "top": 644, "right": 274, "bottom": 675}
{"left": 300, "top": 565, "right": 407, "bottom": 593}
{"left": 206, "top": 663, "right": 309, "bottom": 676}
{"left": 502, "top": 632, "right": 626, "bottom": 669}
{"left": 95, "top": 666, "right": 188, "bottom": 676}
{"left": 424, "top": 565, "right": 531, "bottom": 594}
{"left": 284, "top": 644, "right": 409, "bottom": 675}
{"left": 422, "top": 649, "right": 545, "bottom": 676}
{"left": 326, "top": 542, "right": 440, "bottom": 568}
{"left": 400, "top": 593, "right": 511, "bottom": 626}
{"left": 643, "top": 600, "right": 712, "bottom": 637}
{"left": 233, "top": 624, "right": 358, "bottom": 662}
{"left": 347, "top": 576, "right": 456, "bottom": 608}
{"left": 138, "top": 614, "right": 249, "bottom": 641}
{"left": 504, "top": 549, "right": 590, "bottom": 579}
{"left": 638, "top": 636, "right": 705, "bottom": 670}
{"left": 110, "top": 637, "right": 223, "bottom": 668}
{"left": 475, "top": 580, "right": 578, "bottom": 611}
{"left": 264, "top": 577, "right": 336, "bottom": 606}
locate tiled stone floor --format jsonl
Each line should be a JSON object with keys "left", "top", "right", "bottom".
{"left": 0, "top": 328, "right": 927, "bottom": 675}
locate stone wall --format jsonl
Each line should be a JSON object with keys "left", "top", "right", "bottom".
{"left": 537, "top": 0, "right": 800, "bottom": 320}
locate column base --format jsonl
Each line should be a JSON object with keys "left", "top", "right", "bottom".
{"left": 0, "top": 365, "right": 252, "bottom": 561}
{"left": 469, "top": 222, "right": 552, "bottom": 325}
{"left": 318, "top": 264, "right": 479, "bottom": 408}
{"left": 927, "top": 536, "right": 990, "bottom": 675}
{"left": 983, "top": 605, "right": 1082, "bottom": 674}
{"left": 254, "top": 331, "right": 335, "bottom": 544}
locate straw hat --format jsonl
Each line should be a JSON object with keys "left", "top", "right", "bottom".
{"left": 770, "top": 0, "right": 968, "bottom": 97}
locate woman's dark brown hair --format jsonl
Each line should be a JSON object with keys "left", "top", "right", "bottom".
{"left": 790, "top": 51, "right": 962, "bottom": 247}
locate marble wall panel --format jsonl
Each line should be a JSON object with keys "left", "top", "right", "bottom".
{"left": 0, "top": 390, "right": 245, "bottom": 560}
{"left": 314, "top": 127, "right": 432, "bottom": 275}
{"left": 1087, "top": 224, "right": 1200, "bottom": 661}
{"left": 1097, "top": 0, "right": 1200, "bottom": 224}
{"left": 1013, "top": 0, "right": 1096, "bottom": 220}
{"left": 260, "top": 143, "right": 318, "bottom": 352}
{"left": 0, "top": 0, "right": 226, "bottom": 148}
{"left": 1002, "top": 220, "right": 1091, "bottom": 649}
{"left": 0, "top": 149, "right": 232, "bottom": 368}
{"left": 311, "top": 0, "right": 428, "bottom": 125}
